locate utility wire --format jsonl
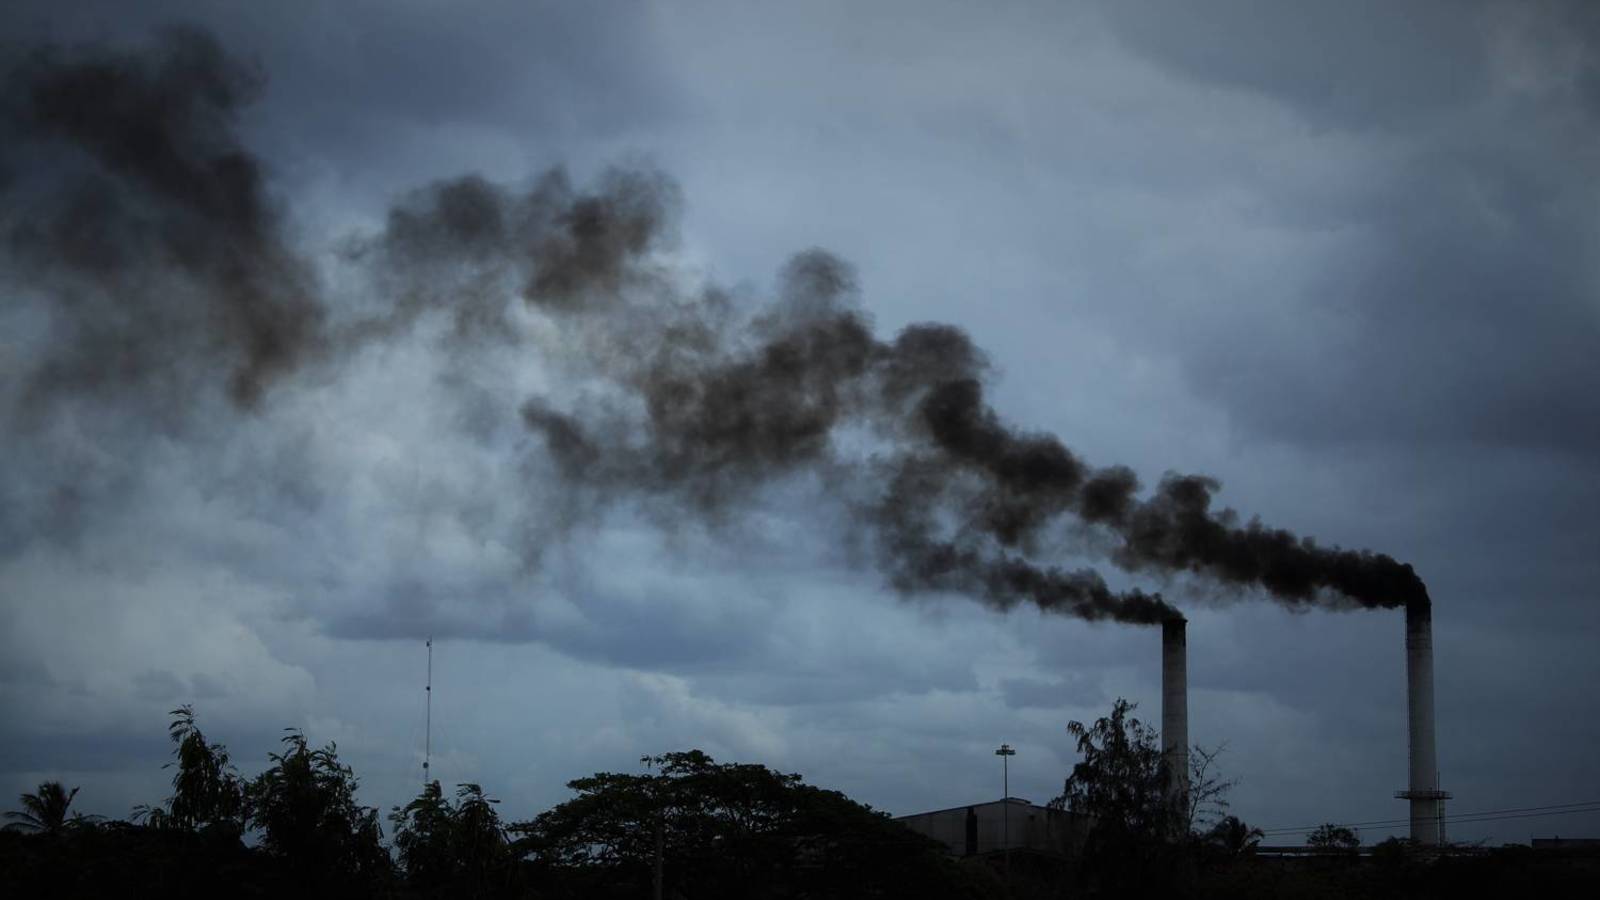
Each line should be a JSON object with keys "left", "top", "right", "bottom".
{"left": 1444, "top": 806, "right": 1600, "bottom": 826}
{"left": 1261, "top": 806, "right": 1600, "bottom": 839}
{"left": 1261, "top": 799, "right": 1600, "bottom": 832}
{"left": 1259, "top": 800, "right": 1600, "bottom": 836}
{"left": 1260, "top": 806, "right": 1600, "bottom": 836}
{"left": 1263, "top": 805, "right": 1600, "bottom": 837}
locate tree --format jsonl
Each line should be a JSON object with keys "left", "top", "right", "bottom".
{"left": 390, "top": 780, "right": 516, "bottom": 896}
{"left": 1049, "top": 698, "right": 1166, "bottom": 837}
{"left": 1050, "top": 699, "right": 1240, "bottom": 840}
{"left": 247, "top": 729, "right": 390, "bottom": 884}
{"left": 1049, "top": 698, "right": 1193, "bottom": 895}
{"left": 392, "top": 781, "right": 454, "bottom": 887}
{"left": 132, "top": 706, "right": 245, "bottom": 835}
{"left": 1185, "top": 743, "right": 1238, "bottom": 835}
{"left": 1204, "top": 815, "right": 1264, "bottom": 858}
{"left": 514, "top": 749, "right": 983, "bottom": 899}
{"left": 1306, "top": 822, "right": 1360, "bottom": 854}
{"left": 4, "top": 781, "right": 85, "bottom": 834}
{"left": 451, "top": 783, "right": 512, "bottom": 891}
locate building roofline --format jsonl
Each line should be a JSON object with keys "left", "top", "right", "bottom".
{"left": 893, "top": 797, "right": 1072, "bottom": 820}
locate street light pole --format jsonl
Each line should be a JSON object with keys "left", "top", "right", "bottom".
{"left": 995, "top": 744, "right": 1015, "bottom": 881}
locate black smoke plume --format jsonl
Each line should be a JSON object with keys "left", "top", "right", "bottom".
{"left": 1, "top": 27, "right": 1428, "bottom": 625}
{"left": 0, "top": 28, "right": 679, "bottom": 420}
{"left": 1, "top": 26, "right": 321, "bottom": 411}
{"left": 503, "top": 247, "right": 1426, "bottom": 622}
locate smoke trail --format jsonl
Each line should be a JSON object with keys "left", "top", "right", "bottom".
{"left": 1, "top": 27, "right": 1428, "bottom": 624}
{"left": 508, "top": 245, "right": 1425, "bottom": 621}
{"left": 904, "top": 374, "right": 1427, "bottom": 611}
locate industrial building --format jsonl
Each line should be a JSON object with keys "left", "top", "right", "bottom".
{"left": 901, "top": 599, "right": 1445, "bottom": 859}
{"left": 894, "top": 798, "right": 1091, "bottom": 859}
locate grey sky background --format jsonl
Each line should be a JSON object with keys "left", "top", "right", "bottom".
{"left": 2, "top": 0, "right": 1597, "bottom": 845}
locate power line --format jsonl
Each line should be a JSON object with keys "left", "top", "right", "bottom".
{"left": 1259, "top": 800, "right": 1600, "bottom": 836}
{"left": 1446, "top": 806, "right": 1600, "bottom": 826}
{"left": 1261, "top": 798, "right": 1600, "bottom": 832}
{"left": 1429, "top": 801, "right": 1600, "bottom": 823}
{"left": 1262, "top": 805, "right": 1600, "bottom": 838}
{"left": 1261, "top": 805, "right": 1600, "bottom": 836}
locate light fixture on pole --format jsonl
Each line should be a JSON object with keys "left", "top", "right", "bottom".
{"left": 995, "top": 743, "right": 1016, "bottom": 879}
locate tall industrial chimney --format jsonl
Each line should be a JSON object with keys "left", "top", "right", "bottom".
{"left": 1396, "top": 601, "right": 1448, "bottom": 844}
{"left": 1162, "top": 617, "right": 1189, "bottom": 834}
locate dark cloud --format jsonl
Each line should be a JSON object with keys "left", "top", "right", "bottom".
{"left": 0, "top": 730, "right": 170, "bottom": 775}
{"left": 322, "top": 572, "right": 773, "bottom": 672}
{"left": 1100, "top": 0, "right": 1600, "bottom": 460}
{"left": 1000, "top": 673, "right": 1105, "bottom": 710}
{"left": 1187, "top": 142, "right": 1600, "bottom": 458}
{"left": 0, "top": 0, "right": 683, "bottom": 167}
{"left": 694, "top": 661, "right": 979, "bottom": 707}
{"left": 2, "top": 0, "right": 1597, "bottom": 846}
{"left": 1102, "top": 0, "right": 1492, "bottom": 130}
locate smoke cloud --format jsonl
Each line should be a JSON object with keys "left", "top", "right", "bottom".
{"left": 1, "top": 27, "right": 1428, "bottom": 627}
{"left": 1, "top": 26, "right": 321, "bottom": 412}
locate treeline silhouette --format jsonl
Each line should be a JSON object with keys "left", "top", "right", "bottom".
{"left": 5, "top": 704, "right": 1598, "bottom": 899}
{"left": 2, "top": 707, "right": 994, "bottom": 899}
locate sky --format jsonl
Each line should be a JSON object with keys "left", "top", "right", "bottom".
{"left": 2, "top": 0, "right": 1597, "bottom": 847}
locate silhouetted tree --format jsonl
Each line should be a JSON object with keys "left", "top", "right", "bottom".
{"left": 515, "top": 749, "right": 987, "bottom": 899}
{"left": 4, "top": 781, "right": 86, "bottom": 834}
{"left": 247, "top": 730, "right": 390, "bottom": 885}
{"left": 131, "top": 706, "right": 245, "bottom": 837}
{"left": 1050, "top": 700, "right": 1241, "bottom": 839}
{"left": 1305, "top": 822, "right": 1360, "bottom": 854}
{"left": 391, "top": 780, "right": 516, "bottom": 897}
{"left": 1204, "top": 815, "right": 1263, "bottom": 858}
{"left": 1050, "top": 698, "right": 1166, "bottom": 834}
{"left": 451, "top": 783, "right": 512, "bottom": 892}
{"left": 392, "top": 780, "right": 454, "bottom": 887}
{"left": 1185, "top": 742, "right": 1238, "bottom": 835}
{"left": 1049, "top": 698, "right": 1183, "bottom": 895}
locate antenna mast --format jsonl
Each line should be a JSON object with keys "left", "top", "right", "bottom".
{"left": 423, "top": 636, "right": 433, "bottom": 785}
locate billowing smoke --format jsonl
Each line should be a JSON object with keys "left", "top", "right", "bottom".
{"left": 1, "top": 27, "right": 1428, "bottom": 626}
{"left": 1, "top": 26, "right": 320, "bottom": 412}
{"left": 502, "top": 249, "right": 1425, "bottom": 622}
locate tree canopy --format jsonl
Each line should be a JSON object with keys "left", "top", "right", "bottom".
{"left": 133, "top": 705, "right": 246, "bottom": 835}
{"left": 8, "top": 704, "right": 1600, "bottom": 900}
{"left": 1048, "top": 697, "right": 1261, "bottom": 895}
{"left": 4, "top": 781, "right": 85, "bottom": 835}
{"left": 247, "top": 729, "right": 390, "bottom": 884}
{"left": 1203, "top": 815, "right": 1264, "bottom": 859}
{"left": 390, "top": 780, "right": 516, "bottom": 896}
{"left": 1050, "top": 697, "right": 1167, "bottom": 838}
{"left": 514, "top": 749, "right": 986, "bottom": 899}
{"left": 1306, "top": 822, "right": 1361, "bottom": 853}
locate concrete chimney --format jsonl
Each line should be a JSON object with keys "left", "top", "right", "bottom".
{"left": 1396, "top": 601, "right": 1448, "bottom": 844}
{"left": 1162, "top": 617, "right": 1189, "bottom": 834}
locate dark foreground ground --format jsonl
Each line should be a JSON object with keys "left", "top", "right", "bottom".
{"left": 6, "top": 827, "right": 1599, "bottom": 899}
{"left": 1192, "top": 847, "right": 1600, "bottom": 900}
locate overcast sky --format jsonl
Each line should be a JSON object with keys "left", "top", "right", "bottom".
{"left": 2, "top": 0, "right": 1597, "bottom": 846}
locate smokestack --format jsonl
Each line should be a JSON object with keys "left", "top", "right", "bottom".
{"left": 1396, "top": 601, "right": 1448, "bottom": 844}
{"left": 1162, "top": 617, "right": 1189, "bottom": 835}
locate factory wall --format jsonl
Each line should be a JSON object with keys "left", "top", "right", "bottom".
{"left": 895, "top": 798, "right": 1092, "bottom": 858}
